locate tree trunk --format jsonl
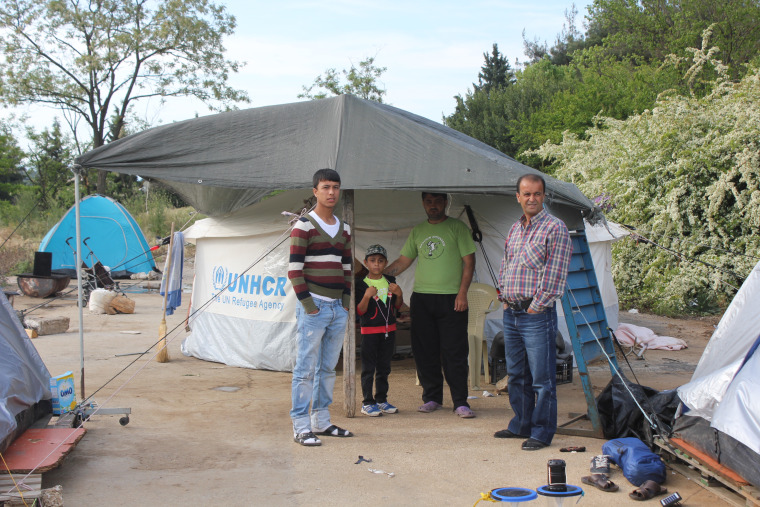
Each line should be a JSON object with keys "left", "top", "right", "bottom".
{"left": 97, "top": 169, "right": 107, "bottom": 195}
{"left": 342, "top": 190, "right": 356, "bottom": 417}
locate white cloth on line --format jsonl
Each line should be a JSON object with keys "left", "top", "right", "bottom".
{"left": 159, "top": 231, "right": 184, "bottom": 316}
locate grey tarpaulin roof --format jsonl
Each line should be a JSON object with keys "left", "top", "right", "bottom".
{"left": 75, "top": 94, "right": 595, "bottom": 219}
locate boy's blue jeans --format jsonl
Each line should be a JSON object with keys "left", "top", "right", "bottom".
{"left": 290, "top": 298, "right": 348, "bottom": 435}
{"left": 503, "top": 306, "right": 558, "bottom": 444}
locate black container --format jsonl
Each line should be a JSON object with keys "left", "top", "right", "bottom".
{"left": 33, "top": 251, "right": 53, "bottom": 277}
{"left": 547, "top": 459, "right": 567, "bottom": 492}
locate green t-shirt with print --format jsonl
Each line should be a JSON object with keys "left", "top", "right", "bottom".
{"left": 364, "top": 276, "right": 390, "bottom": 304}
{"left": 400, "top": 217, "right": 476, "bottom": 294}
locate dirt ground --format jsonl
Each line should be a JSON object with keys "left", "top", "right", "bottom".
{"left": 7, "top": 279, "right": 730, "bottom": 506}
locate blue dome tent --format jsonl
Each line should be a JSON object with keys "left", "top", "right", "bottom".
{"left": 39, "top": 195, "right": 156, "bottom": 278}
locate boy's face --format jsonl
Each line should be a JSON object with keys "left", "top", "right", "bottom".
{"left": 313, "top": 179, "right": 341, "bottom": 209}
{"left": 365, "top": 254, "right": 387, "bottom": 275}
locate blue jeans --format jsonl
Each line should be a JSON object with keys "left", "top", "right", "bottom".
{"left": 503, "top": 306, "right": 558, "bottom": 444}
{"left": 290, "top": 298, "right": 348, "bottom": 434}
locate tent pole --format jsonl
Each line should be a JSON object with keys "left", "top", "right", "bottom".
{"left": 72, "top": 165, "right": 86, "bottom": 401}
{"left": 342, "top": 190, "right": 356, "bottom": 417}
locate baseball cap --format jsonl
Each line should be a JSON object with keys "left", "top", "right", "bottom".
{"left": 365, "top": 244, "right": 387, "bottom": 259}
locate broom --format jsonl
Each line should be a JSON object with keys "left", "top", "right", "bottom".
{"left": 156, "top": 222, "right": 174, "bottom": 363}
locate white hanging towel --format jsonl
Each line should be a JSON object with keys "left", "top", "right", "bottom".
{"left": 159, "top": 231, "right": 184, "bottom": 316}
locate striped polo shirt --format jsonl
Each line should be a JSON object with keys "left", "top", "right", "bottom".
{"left": 287, "top": 214, "right": 352, "bottom": 313}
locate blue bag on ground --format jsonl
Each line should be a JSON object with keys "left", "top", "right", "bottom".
{"left": 602, "top": 437, "right": 666, "bottom": 486}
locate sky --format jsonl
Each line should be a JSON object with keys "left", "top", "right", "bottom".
{"left": 8, "top": 0, "right": 591, "bottom": 148}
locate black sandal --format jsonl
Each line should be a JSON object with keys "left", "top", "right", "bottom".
{"left": 315, "top": 424, "right": 353, "bottom": 437}
{"left": 582, "top": 474, "right": 619, "bottom": 492}
{"left": 629, "top": 480, "right": 667, "bottom": 501}
{"left": 294, "top": 431, "right": 322, "bottom": 446}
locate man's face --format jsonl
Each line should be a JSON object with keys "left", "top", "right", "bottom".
{"left": 422, "top": 194, "right": 447, "bottom": 222}
{"left": 313, "top": 179, "right": 341, "bottom": 209}
{"left": 516, "top": 179, "right": 545, "bottom": 218}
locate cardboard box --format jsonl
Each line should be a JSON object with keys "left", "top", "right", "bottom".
{"left": 49, "top": 372, "right": 77, "bottom": 415}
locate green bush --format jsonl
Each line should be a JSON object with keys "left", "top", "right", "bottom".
{"left": 527, "top": 44, "right": 760, "bottom": 315}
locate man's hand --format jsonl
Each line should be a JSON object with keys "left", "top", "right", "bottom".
{"left": 454, "top": 292, "right": 468, "bottom": 312}
{"left": 526, "top": 308, "right": 538, "bottom": 314}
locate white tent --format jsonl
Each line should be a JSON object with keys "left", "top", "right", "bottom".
{"left": 0, "top": 291, "right": 51, "bottom": 453}
{"left": 674, "top": 259, "right": 760, "bottom": 488}
{"left": 181, "top": 190, "right": 626, "bottom": 371}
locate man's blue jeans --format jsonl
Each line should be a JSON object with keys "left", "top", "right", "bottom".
{"left": 503, "top": 306, "right": 558, "bottom": 444}
{"left": 290, "top": 298, "right": 348, "bottom": 435}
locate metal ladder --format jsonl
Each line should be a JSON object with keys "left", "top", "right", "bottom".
{"left": 557, "top": 230, "right": 620, "bottom": 438}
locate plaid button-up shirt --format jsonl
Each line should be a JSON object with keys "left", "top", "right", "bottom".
{"left": 498, "top": 209, "right": 573, "bottom": 312}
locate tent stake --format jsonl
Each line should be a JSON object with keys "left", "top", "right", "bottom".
{"left": 343, "top": 190, "right": 356, "bottom": 417}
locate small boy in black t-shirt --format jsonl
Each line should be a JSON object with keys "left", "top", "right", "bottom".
{"left": 356, "top": 244, "right": 404, "bottom": 416}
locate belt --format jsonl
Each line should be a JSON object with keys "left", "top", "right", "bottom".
{"left": 505, "top": 298, "right": 533, "bottom": 311}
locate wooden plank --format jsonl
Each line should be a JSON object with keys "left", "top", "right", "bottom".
{"left": 343, "top": 190, "right": 356, "bottom": 417}
{"left": 664, "top": 461, "right": 746, "bottom": 507}
{"left": 0, "top": 473, "right": 42, "bottom": 502}
{"left": 668, "top": 437, "right": 749, "bottom": 485}
{"left": 657, "top": 438, "right": 760, "bottom": 507}
{"left": 0, "top": 427, "right": 86, "bottom": 474}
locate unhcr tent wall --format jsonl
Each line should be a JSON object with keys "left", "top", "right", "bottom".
{"left": 674, "top": 260, "right": 760, "bottom": 488}
{"left": 39, "top": 195, "right": 156, "bottom": 278}
{"left": 180, "top": 190, "right": 624, "bottom": 371}
{"left": 0, "top": 291, "right": 51, "bottom": 453}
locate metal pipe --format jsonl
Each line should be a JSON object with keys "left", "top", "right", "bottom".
{"left": 72, "top": 165, "right": 85, "bottom": 400}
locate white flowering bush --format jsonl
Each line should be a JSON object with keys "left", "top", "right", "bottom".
{"left": 527, "top": 39, "right": 760, "bottom": 314}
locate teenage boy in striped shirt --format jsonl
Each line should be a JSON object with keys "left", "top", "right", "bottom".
{"left": 494, "top": 173, "right": 572, "bottom": 451}
{"left": 288, "top": 169, "right": 353, "bottom": 446}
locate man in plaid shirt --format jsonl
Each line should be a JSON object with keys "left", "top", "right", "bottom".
{"left": 494, "top": 173, "right": 572, "bottom": 451}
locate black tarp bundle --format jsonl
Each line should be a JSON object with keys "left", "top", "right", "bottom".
{"left": 596, "top": 373, "right": 680, "bottom": 444}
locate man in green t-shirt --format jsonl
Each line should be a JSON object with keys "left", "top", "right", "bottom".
{"left": 386, "top": 192, "right": 476, "bottom": 418}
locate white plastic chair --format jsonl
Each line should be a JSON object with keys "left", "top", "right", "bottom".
{"left": 467, "top": 283, "right": 499, "bottom": 390}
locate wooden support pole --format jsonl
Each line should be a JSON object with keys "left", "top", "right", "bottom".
{"left": 343, "top": 190, "right": 356, "bottom": 417}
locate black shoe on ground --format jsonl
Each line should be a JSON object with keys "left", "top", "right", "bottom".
{"left": 494, "top": 429, "right": 528, "bottom": 439}
{"left": 522, "top": 438, "right": 549, "bottom": 451}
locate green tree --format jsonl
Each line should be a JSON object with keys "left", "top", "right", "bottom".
{"left": 0, "top": 0, "right": 250, "bottom": 195}
{"left": 445, "top": 42, "right": 684, "bottom": 165}
{"left": 445, "top": 59, "right": 571, "bottom": 159}
{"left": 527, "top": 41, "right": 760, "bottom": 314}
{"left": 586, "top": 0, "right": 760, "bottom": 76}
{"left": 24, "top": 119, "right": 74, "bottom": 210}
{"left": 298, "top": 57, "right": 387, "bottom": 102}
{"left": 523, "top": 5, "right": 590, "bottom": 65}
{"left": 475, "top": 44, "right": 514, "bottom": 93}
{"left": 0, "top": 124, "right": 25, "bottom": 201}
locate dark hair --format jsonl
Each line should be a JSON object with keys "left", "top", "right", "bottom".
{"left": 516, "top": 173, "right": 546, "bottom": 193}
{"left": 421, "top": 192, "right": 447, "bottom": 200}
{"left": 313, "top": 169, "right": 341, "bottom": 188}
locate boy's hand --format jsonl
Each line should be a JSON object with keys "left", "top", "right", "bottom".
{"left": 389, "top": 283, "right": 402, "bottom": 297}
{"left": 364, "top": 286, "right": 378, "bottom": 299}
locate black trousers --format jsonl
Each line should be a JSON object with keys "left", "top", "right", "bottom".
{"left": 410, "top": 292, "right": 470, "bottom": 409}
{"left": 360, "top": 331, "right": 396, "bottom": 405}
